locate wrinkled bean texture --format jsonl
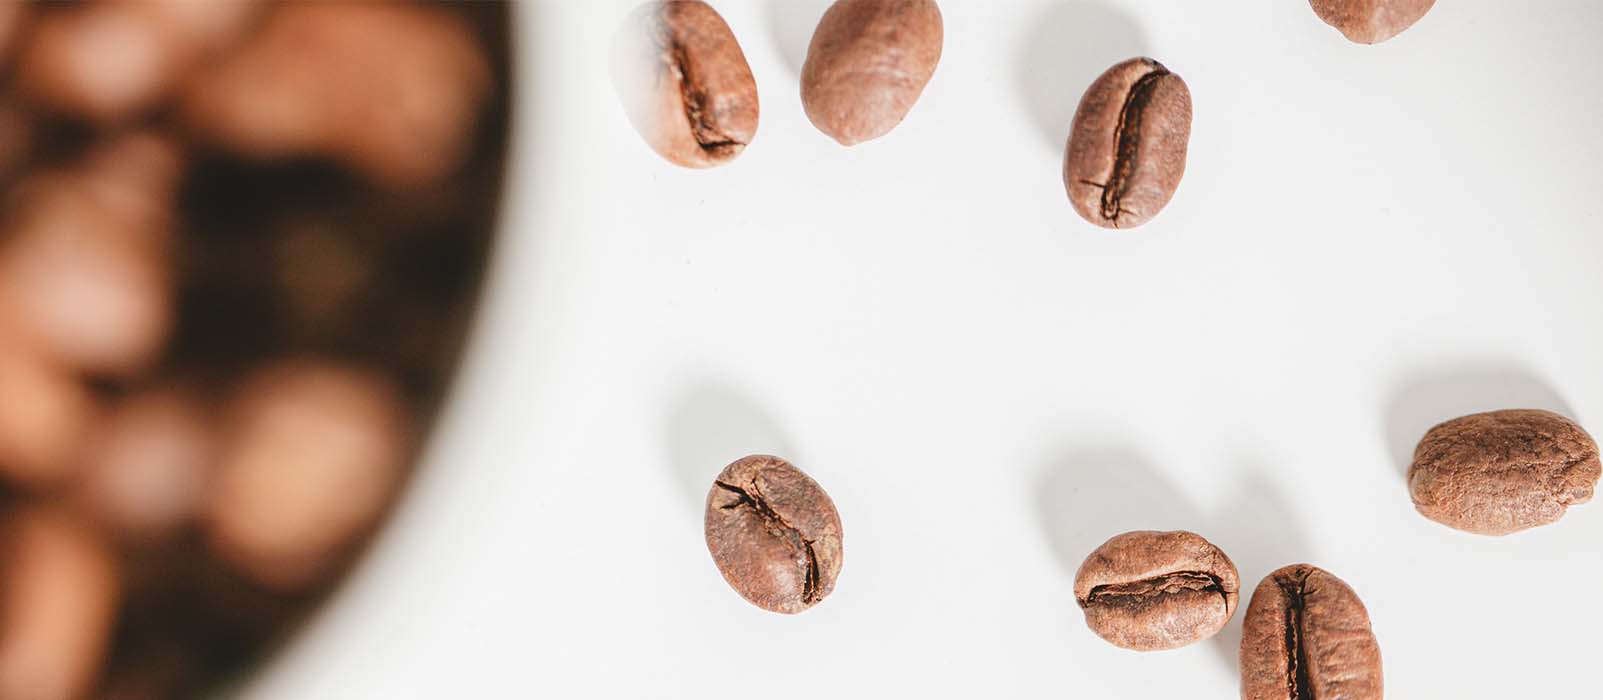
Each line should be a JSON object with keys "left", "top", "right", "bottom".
{"left": 801, "top": 0, "right": 943, "bottom": 146}
{"left": 1409, "top": 409, "right": 1600, "bottom": 536}
{"left": 1309, "top": 0, "right": 1435, "bottom": 44}
{"left": 704, "top": 455, "right": 842, "bottom": 614}
{"left": 1073, "top": 530, "right": 1239, "bottom": 651}
{"left": 1064, "top": 57, "right": 1191, "bottom": 230}
{"left": 1241, "top": 564, "right": 1382, "bottom": 700}
{"left": 614, "top": 1, "right": 758, "bottom": 168}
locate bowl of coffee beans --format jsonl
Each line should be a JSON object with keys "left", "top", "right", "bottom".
{"left": 0, "top": 2, "right": 511, "bottom": 697}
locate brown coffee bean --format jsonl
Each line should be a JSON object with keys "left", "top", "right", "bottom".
{"left": 0, "top": 337, "right": 97, "bottom": 488}
{"left": 1408, "top": 409, "right": 1600, "bottom": 536}
{"left": 704, "top": 455, "right": 842, "bottom": 614}
{"left": 205, "top": 360, "right": 410, "bottom": 589}
{"left": 0, "top": 133, "right": 180, "bottom": 376}
{"left": 1241, "top": 564, "right": 1382, "bottom": 700}
{"left": 1073, "top": 530, "right": 1239, "bottom": 651}
{"left": 181, "top": 3, "right": 490, "bottom": 189}
{"left": 613, "top": 1, "right": 758, "bottom": 168}
{"left": 1063, "top": 57, "right": 1191, "bottom": 230}
{"left": 77, "top": 387, "right": 214, "bottom": 541}
{"left": 801, "top": 0, "right": 943, "bottom": 146}
{"left": 1310, "top": 0, "right": 1435, "bottom": 44}
{"left": 0, "top": 508, "right": 121, "bottom": 700}
{"left": 18, "top": 0, "right": 259, "bottom": 124}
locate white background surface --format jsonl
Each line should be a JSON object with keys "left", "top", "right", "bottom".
{"left": 243, "top": 1, "right": 1603, "bottom": 698}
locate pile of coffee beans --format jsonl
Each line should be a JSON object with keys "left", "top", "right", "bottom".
{"left": 614, "top": 1, "right": 1603, "bottom": 698}
{"left": 0, "top": 2, "right": 508, "bottom": 698}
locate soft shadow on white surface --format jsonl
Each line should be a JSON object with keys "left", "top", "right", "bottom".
{"left": 1016, "top": 1, "right": 1147, "bottom": 151}
{"left": 765, "top": 0, "right": 833, "bottom": 77}
{"left": 1383, "top": 368, "right": 1573, "bottom": 479}
{"left": 663, "top": 379, "right": 796, "bottom": 510}
{"left": 1035, "top": 449, "right": 1202, "bottom": 575}
{"left": 1204, "top": 468, "right": 1310, "bottom": 674}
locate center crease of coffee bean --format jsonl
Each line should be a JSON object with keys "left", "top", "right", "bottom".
{"left": 1099, "top": 64, "right": 1170, "bottom": 226}
{"left": 1081, "top": 571, "right": 1226, "bottom": 609}
{"left": 665, "top": 40, "right": 743, "bottom": 157}
{"left": 1276, "top": 570, "right": 1314, "bottom": 700}
{"left": 713, "top": 480, "right": 821, "bottom": 603}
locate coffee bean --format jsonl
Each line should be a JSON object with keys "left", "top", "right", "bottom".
{"left": 1073, "top": 530, "right": 1239, "bottom": 651}
{"left": 1309, "top": 0, "right": 1435, "bottom": 44}
{"left": 1241, "top": 564, "right": 1382, "bottom": 700}
{"left": 0, "top": 508, "right": 121, "bottom": 700}
{"left": 704, "top": 455, "right": 842, "bottom": 614}
{"left": 1408, "top": 409, "right": 1600, "bottom": 536}
{"left": 1063, "top": 57, "right": 1191, "bottom": 230}
{"left": 206, "top": 360, "right": 411, "bottom": 590}
{"left": 613, "top": 1, "right": 758, "bottom": 168}
{"left": 801, "top": 0, "right": 943, "bottom": 146}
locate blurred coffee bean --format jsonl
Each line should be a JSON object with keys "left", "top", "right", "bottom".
{"left": 76, "top": 387, "right": 214, "bottom": 541}
{"left": 0, "top": 4, "right": 24, "bottom": 62}
{"left": 17, "top": 0, "right": 259, "bottom": 124}
{"left": 181, "top": 3, "right": 491, "bottom": 190}
{"left": 0, "top": 133, "right": 180, "bottom": 376}
{"left": 0, "top": 508, "right": 121, "bottom": 700}
{"left": 0, "top": 334, "right": 97, "bottom": 488}
{"left": 205, "top": 360, "right": 410, "bottom": 589}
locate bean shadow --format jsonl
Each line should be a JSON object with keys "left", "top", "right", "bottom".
{"left": 1016, "top": 0, "right": 1148, "bottom": 151}
{"left": 765, "top": 0, "right": 834, "bottom": 78}
{"left": 1204, "top": 466, "right": 1312, "bottom": 675}
{"left": 1035, "top": 449, "right": 1204, "bottom": 578}
{"left": 662, "top": 379, "right": 795, "bottom": 512}
{"left": 1383, "top": 368, "right": 1573, "bottom": 480}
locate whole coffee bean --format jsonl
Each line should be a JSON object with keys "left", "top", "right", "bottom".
{"left": 801, "top": 0, "right": 943, "bottom": 146}
{"left": 1073, "top": 530, "right": 1239, "bottom": 651}
{"left": 1408, "top": 409, "right": 1600, "bottom": 535}
{"left": 1241, "top": 564, "right": 1382, "bottom": 700}
{"left": 0, "top": 508, "right": 121, "bottom": 700}
{"left": 207, "top": 360, "right": 411, "bottom": 590}
{"left": 613, "top": 1, "right": 758, "bottom": 168}
{"left": 704, "top": 455, "right": 842, "bottom": 614}
{"left": 1310, "top": 0, "right": 1435, "bottom": 44}
{"left": 1063, "top": 57, "right": 1191, "bottom": 230}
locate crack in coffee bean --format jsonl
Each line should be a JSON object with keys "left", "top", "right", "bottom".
{"left": 1083, "top": 571, "right": 1226, "bottom": 607}
{"left": 1274, "top": 569, "right": 1314, "bottom": 700}
{"left": 666, "top": 41, "right": 743, "bottom": 158}
{"left": 1100, "top": 66, "right": 1170, "bottom": 223}
{"left": 713, "top": 479, "right": 820, "bottom": 604}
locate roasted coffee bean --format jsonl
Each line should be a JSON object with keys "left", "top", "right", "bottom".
{"left": 1309, "top": 0, "right": 1435, "bottom": 44}
{"left": 1241, "top": 564, "right": 1382, "bottom": 700}
{"left": 1073, "top": 530, "right": 1239, "bottom": 651}
{"left": 613, "top": 1, "right": 758, "bottom": 168}
{"left": 801, "top": 0, "right": 943, "bottom": 146}
{"left": 1063, "top": 57, "right": 1191, "bottom": 230}
{"left": 181, "top": 3, "right": 491, "bottom": 189}
{"left": 704, "top": 455, "right": 842, "bottom": 614}
{"left": 1408, "top": 409, "right": 1600, "bottom": 535}
{"left": 206, "top": 361, "right": 411, "bottom": 590}
{"left": 0, "top": 509, "right": 121, "bottom": 700}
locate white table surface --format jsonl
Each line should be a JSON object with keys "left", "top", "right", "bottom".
{"left": 241, "top": 1, "right": 1603, "bottom": 698}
